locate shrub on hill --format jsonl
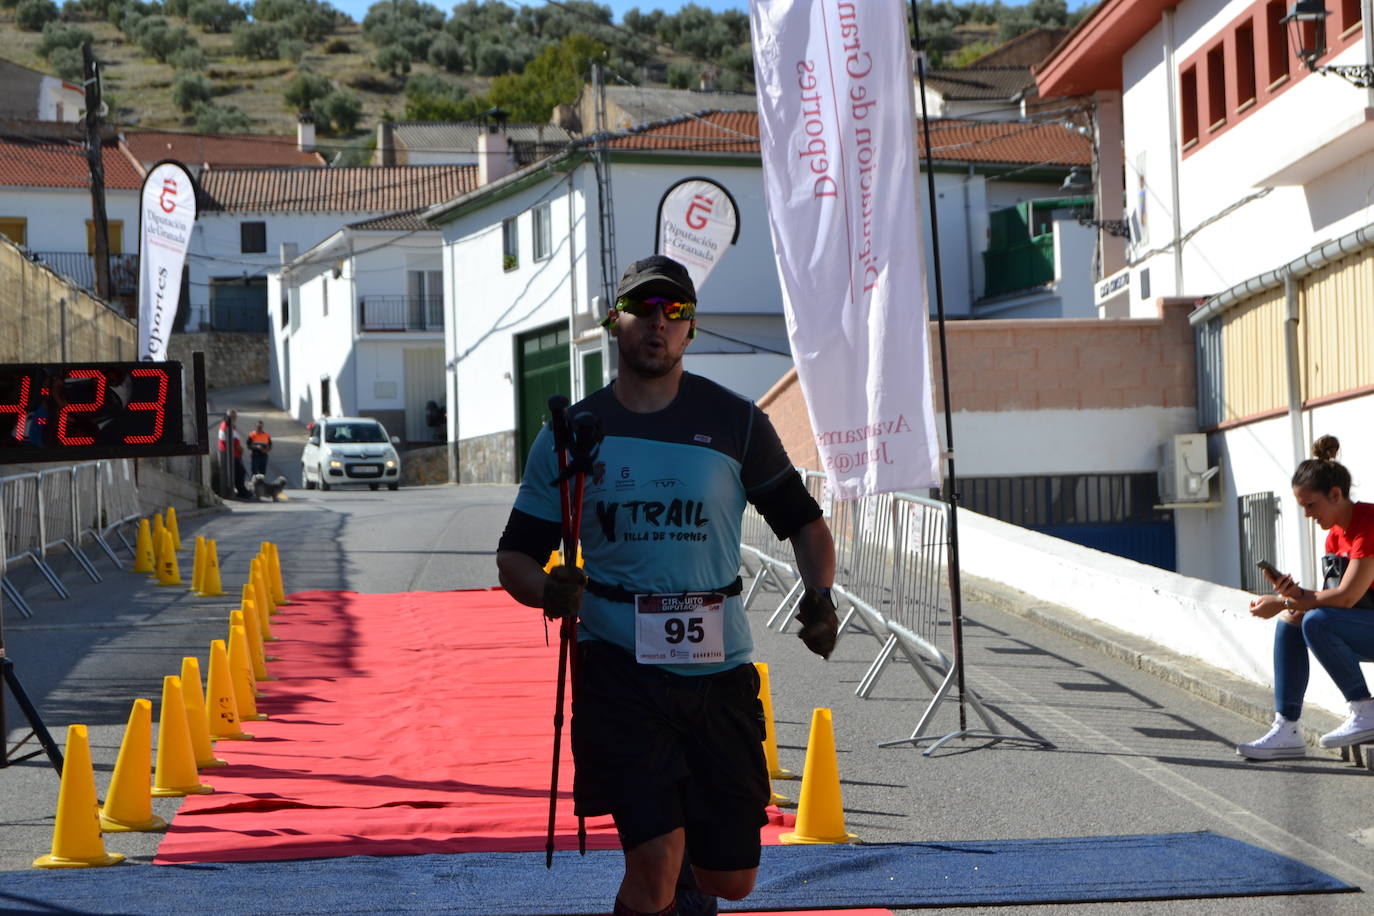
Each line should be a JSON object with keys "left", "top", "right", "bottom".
{"left": 194, "top": 100, "right": 249, "bottom": 132}
{"left": 172, "top": 71, "right": 213, "bottom": 111}
{"left": 314, "top": 88, "right": 361, "bottom": 133}
{"left": 188, "top": 0, "right": 247, "bottom": 33}
{"left": 16, "top": 0, "right": 59, "bottom": 31}
{"left": 37, "top": 20, "right": 93, "bottom": 56}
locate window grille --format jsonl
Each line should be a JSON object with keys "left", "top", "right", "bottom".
{"left": 1238, "top": 491, "right": 1281, "bottom": 594}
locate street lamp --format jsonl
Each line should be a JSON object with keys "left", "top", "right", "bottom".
{"left": 1282, "top": 0, "right": 1374, "bottom": 88}
{"left": 1060, "top": 167, "right": 1131, "bottom": 238}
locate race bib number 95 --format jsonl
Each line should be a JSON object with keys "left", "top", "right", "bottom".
{"left": 634, "top": 592, "right": 725, "bottom": 664}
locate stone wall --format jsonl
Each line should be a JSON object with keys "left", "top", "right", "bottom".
{"left": 458, "top": 429, "right": 518, "bottom": 484}
{"left": 402, "top": 444, "right": 450, "bottom": 486}
{"left": 0, "top": 237, "right": 137, "bottom": 361}
{"left": 167, "top": 331, "right": 268, "bottom": 390}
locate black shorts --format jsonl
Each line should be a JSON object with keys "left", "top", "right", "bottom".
{"left": 571, "top": 640, "right": 771, "bottom": 871}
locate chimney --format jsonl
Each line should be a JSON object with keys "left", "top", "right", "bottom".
{"left": 376, "top": 121, "right": 395, "bottom": 166}
{"left": 297, "top": 112, "right": 315, "bottom": 153}
{"left": 478, "top": 126, "right": 510, "bottom": 185}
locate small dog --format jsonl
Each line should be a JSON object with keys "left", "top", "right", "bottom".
{"left": 250, "top": 474, "right": 289, "bottom": 502}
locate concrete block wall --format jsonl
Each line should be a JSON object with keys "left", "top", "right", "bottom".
{"left": 0, "top": 239, "right": 137, "bottom": 361}
{"left": 167, "top": 331, "right": 269, "bottom": 390}
{"left": 759, "top": 298, "right": 1198, "bottom": 463}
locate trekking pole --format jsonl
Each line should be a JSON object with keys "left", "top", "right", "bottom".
{"left": 544, "top": 397, "right": 603, "bottom": 868}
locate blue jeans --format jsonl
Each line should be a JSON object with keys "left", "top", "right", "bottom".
{"left": 1274, "top": 608, "right": 1374, "bottom": 720}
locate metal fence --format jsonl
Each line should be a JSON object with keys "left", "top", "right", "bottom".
{"left": 740, "top": 469, "right": 1010, "bottom": 747}
{"left": 1, "top": 459, "right": 143, "bottom": 619}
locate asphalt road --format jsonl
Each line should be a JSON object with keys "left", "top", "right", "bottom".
{"left": 2, "top": 405, "right": 1372, "bottom": 913}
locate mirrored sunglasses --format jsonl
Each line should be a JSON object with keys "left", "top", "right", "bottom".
{"left": 615, "top": 296, "right": 696, "bottom": 321}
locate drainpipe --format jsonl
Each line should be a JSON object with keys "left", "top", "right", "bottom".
{"left": 963, "top": 164, "right": 976, "bottom": 305}
{"left": 1163, "top": 8, "right": 1185, "bottom": 293}
{"left": 1365, "top": 0, "right": 1374, "bottom": 109}
{"left": 1283, "top": 273, "right": 1314, "bottom": 587}
{"left": 567, "top": 169, "right": 582, "bottom": 399}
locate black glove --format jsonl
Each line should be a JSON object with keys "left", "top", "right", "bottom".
{"left": 795, "top": 586, "right": 839, "bottom": 659}
{"left": 542, "top": 564, "right": 587, "bottom": 620}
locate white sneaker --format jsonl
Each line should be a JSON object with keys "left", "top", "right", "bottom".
{"left": 1236, "top": 715, "right": 1306, "bottom": 760}
{"left": 1319, "top": 699, "right": 1374, "bottom": 748}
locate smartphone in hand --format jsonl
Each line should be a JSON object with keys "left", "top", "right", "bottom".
{"left": 1256, "top": 560, "right": 1284, "bottom": 585}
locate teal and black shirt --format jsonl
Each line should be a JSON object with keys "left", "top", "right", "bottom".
{"left": 500, "top": 373, "right": 821, "bottom": 675}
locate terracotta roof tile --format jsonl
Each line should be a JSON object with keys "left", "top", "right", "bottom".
{"left": 601, "top": 111, "right": 1089, "bottom": 167}
{"left": 0, "top": 135, "right": 143, "bottom": 190}
{"left": 124, "top": 129, "right": 325, "bottom": 168}
{"left": 347, "top": 210, "right": 436, "bottom": 231}
{"left": 198, "top": 165, "right": 482, "bottom": 212}
{"left": 925, "top": 67, "right": 1038, "bottom": 101}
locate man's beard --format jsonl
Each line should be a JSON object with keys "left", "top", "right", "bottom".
{"left": 621, "top": 342, "right": 683, "bottom": 379}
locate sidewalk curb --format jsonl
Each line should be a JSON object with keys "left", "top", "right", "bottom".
{"left": 963, "top": 573, "right": 1363, "bottom": 765}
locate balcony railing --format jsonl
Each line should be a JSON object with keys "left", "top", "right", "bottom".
{"left": 358, "top": 295, "right": 444, "bottom": 332}
{"left": 31, "top": 251, "right": 139, "bottom": 299}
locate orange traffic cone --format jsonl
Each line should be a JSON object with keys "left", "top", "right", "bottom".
{"left": 155, "top": 529, "right": 183, "bottom": 587}
{"left": 199, "top": 539, "right": 225, "bottom": 597}
{"left": 190, "top": 536, "right": 206, "bottom": 594}
{"left": 180, "top": 656, "right": 225, "bottom": 769}
{"left": 263, "top": 541, "right": 288, "bottom": 605}
{"left": 100, "top": 699, "right": 167, "bottom": 832}
{"left": 33, "top": 725, "right": 125, "bottom": 868}
{"left": 152, "top": 675, "right": 213, "bottom": 797}
{"left": 206, "top": 639, "right": 252, "bottom": 741}
{"left": 779, "top": 708, "right": 857, "bottom": 845}
{"left": 132, "top": 518, "right": 155, "bottom": 574}
{"left": 228, "top": 621, "right": 266, "bottom": 721}
{"left": 166, "top": 505, "right": 182, "bottom": 551}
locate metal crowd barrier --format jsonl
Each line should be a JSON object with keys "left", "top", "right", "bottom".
{"left": 740, "top": 468, "right": 1006, "bottom": 746}
{"left": 2, "top": 459, "right": 142, "bottom": 619}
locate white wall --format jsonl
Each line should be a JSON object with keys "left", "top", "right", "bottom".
{"left": 0, "top": 187, "right": 139, "bottom": 251}
{"left": 39, "top": 76, "right": 84, "bottom": 122}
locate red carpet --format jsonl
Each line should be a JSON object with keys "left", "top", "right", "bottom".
{"left": 155, "top": 589, "right": 798, "bottom": 865}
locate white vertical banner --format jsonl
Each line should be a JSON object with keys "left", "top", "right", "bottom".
{"left": 137, "top": 160, "right": 197, "bottom": 361}
{"left": 656, "top": 178, "right": 740, "bottom": 293}
{"left": 750, "top": 0, "right": 941, "bottom": 499}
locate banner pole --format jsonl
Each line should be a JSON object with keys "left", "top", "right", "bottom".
{"left": 900, "top": 3, "right": 1048, "bottom": 755}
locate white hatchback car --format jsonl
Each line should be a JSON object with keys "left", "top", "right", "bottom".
{"left": 301, "top": 417, "right": 402, "bottom": 491}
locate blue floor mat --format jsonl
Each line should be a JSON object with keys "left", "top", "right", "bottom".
{"left": 0, "top": 832, "right": 1356, "bottom": 914}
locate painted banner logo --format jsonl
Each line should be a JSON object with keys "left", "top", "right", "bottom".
{"left": 137, "top": 160, "right": 197, "bottom": 361}
{"left": 656, "top": 178, "right": 739, "bottom": 294}
{"left": 749, "top": 0, "right": 941, "bottom": 498}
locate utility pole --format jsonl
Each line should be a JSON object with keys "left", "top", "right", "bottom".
{"left": 82, "top": 42, "right": 111, "bottom": 302}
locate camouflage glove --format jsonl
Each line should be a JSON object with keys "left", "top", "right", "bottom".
{"left": 795, "top": 586, "right": 839, "bottom": 659}
{"left": 542, "top": 564, "right": 587, "bottom": 620}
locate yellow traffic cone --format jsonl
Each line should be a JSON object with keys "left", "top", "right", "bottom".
{"left": 166, "top": 505, "right": 182, "bottom": 551}
{"left": 155, "top": 529, "right": 183, "bottom": 586}
{"left": 151, "top": 513, "right": 166, "bottom": 575}
{"left": 779, "top": 708, "right": 857, "bottom": 845}
{"left": 756, "top": 663, "right": 794, "bottom": 781}
{"left": 132, "top": 518, "right": 155, "bottom": 574}
{"left": 250, "top": 557, "right": 275, "bottom": 618}
{"left": 33, "top": 725, "right": 125, "bottom": 868}
{"left": 100, "top": 699, "right": 168, "bottom": 832}
{"left": 200, "top": 539, "right": 225, "bottom": 597}
{"left": 152, "top": 676, "right": 213, "bottom": 797}
{"left": 755, "top": 663, "right": 791, "bottom": 807}
{"left": 206, "top": 639, "right": 252, "bottom": 741}
{"left": 235, "top": 597, "right": 271, "bottom": 681}
{"left": 180, "top": 656, "right": 225, "bottom": 769}
{"left": 263, "top": 541, "right": 288, "bottom": 605}
{"left": 229, "top": 622, "right": 266, "bottom": 721}
{"left": 190, "top": 536, "right": 206, "bottom": 594}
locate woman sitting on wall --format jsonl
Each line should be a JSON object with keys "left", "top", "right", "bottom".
{"left": 1238, "top": 435, "right": 1374, "bottom": 760}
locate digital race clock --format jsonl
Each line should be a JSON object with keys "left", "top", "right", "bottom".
{"left": 0, "top": 359, "right": 208, "bottom": 463}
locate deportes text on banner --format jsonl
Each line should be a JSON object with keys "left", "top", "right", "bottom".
{"left": 656, "top": 178, "right": 740, "bottom": 294}
{"left": 137, "top": 160, "right": 197, "bottom": 361}
{"left": 749, "top": 0, "right": 941, "bottom": 499}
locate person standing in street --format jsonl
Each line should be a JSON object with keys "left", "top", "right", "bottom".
{"left": 217, "top": 409, "right": 249, "bottom": 499}
{"left": 248, "top": 420, "right": 273, "bottom": 476}
{"left": 1239, "top": 435, "right": 1374, "bottom": 760}
{"left": 496, "top": 255, "right": 838, "bottom": 916}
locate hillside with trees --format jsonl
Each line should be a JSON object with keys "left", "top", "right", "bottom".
{"left": 0, "top": 0, "right": 1092, "bottom": 162}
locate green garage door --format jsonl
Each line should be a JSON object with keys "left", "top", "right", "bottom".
{"left": 516, "top": 323, "right": 570, "bottom": 478}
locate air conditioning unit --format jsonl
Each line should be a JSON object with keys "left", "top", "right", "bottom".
{"left": 1158, "top": 433, "right": 1219, "bottom": 503}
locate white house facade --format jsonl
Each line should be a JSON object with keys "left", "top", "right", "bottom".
{"left": 426, "top": 111, "right": 1095, "bottom": 484}
{"left": 266, "top": 215, "right": 448, "bottom": 446}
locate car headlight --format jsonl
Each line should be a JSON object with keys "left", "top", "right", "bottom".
{"left": 328, "top": 459, "right": 343, "bottom": 469}
{"left": 385, "top": 459, "right": 397, "bottom": 468}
